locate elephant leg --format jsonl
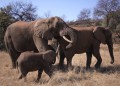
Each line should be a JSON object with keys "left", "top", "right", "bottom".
{"left": 18, "top": 74, "right": 22, "bottom": 79}
{"left": 22, "top": 72, "right": 28, "bottom": 82}
{"left": 44, "top": 65, "right": 52, "bottom": 78}
{"left": 7, "top": 48, "right": 20, "bottom": 68}
{"left": 86, "top": 51, "right": 92, "bottom": 70}
{"left": 66, "top": 55, "right": 73, "bottom": 70}
{"left": 36, "top": 68, "right": 43, "bottom": 82}
{"left": 59, "top": 49, "right": 65, "bottom": 69}
{"left": 6, "top": 39, "right": 20, "bottom": 68}
{"left": 20, "top": 68, "right": 28, "bottom": 81}
{"left": 18, "top": 72, "right": 27, "bottom": 81}
{"left": 93, "top": 42, "right": 102, "bottom": 69}
{"left": 93, "top": 52, "right": 102, "bottom": 69}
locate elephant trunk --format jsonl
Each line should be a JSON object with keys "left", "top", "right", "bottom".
{"left": 60, "top": 27, "right": 77, "bottom": 49}
{"left": 107, "top": 43, "right": 114, "bottom": 64}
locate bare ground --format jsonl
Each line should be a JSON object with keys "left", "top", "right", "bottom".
{"left": 0, "top": 44, "right": 120, "bottom": 86}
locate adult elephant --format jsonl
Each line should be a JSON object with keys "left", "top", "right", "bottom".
{"left": 56, "top": 26, "right": 114, "bottom": 69}
{"left": 4, "top": 16, "right": 76, "bottom": 68}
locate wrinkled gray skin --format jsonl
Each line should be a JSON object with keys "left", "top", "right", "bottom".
{"left": 4, "top": 16, "right": 74, "bottom": 68}
{"left": 57, "top": 26, "right": 114, "bottom": 69}
{"left": 16, "top": 50, "right": 56, "bottom": 82}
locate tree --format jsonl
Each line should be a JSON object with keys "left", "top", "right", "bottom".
{"left": 0, "top": 11, "right": 12, "bottom": 50}
{"left": 116, "top": 24, "right": 120, "bottom": 38}
{"left": 108, "top": 18, "right": 117, "bottom": 31}
{"left": 0, "top": 1, "right": 38, "bottom": 50}
{"left": 77, "top": 9, "right": 91, "bottom": 21}
{"left": 77, "top": 9, "right": 91, "bottom": 26}
{"left": 1, "top": 1, "right": 38, "bottom": 21}
{"left": 44, "top": 11, "right": 51, "bottom": 18}
{"left": 94, "top": 0, "right": 120, "bottom": 26}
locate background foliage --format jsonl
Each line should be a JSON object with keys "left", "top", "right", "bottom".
{"left": 0, "top": 1, "right": 38, "bottom": 50}
{"left": 0, "top": 0, "right": 120, "bottom": 50}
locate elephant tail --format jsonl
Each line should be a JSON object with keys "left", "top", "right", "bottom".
{"left": 4, "top": 30, "right": 9, "bottom": 52}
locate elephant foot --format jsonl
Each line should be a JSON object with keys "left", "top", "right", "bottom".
{"left": 75, "top": 66, "right": 81, "bottom": 74}
{"left": 86, "top": 67, "right": 91, "bottom": 71}
{"left": 48, "top": 72, "right": 52, "bottom": 78}
{"left": 67, "top": 63, "right": 73, "bottom": 71}
{"left": 58, "top": 63, "right": 64, "bottom": 69}
{"left": 67, "top": 66, "right": 73, "bottom": 71}
{"left": 18, "top": 75, "right": 22, "bottom": 79}
{"left": 35, "top": 79, "right": 39, "bottom": 83}
{"left": 58, "top": 64, "right": 68, "bottom": 72}
{"left": 95, "top": 64, "right": 100, "bottom": 69}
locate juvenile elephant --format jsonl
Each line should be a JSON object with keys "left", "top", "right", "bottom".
{"left": 57, "top": 26, "right": 114, "bottom": 69}
{"left": 4, "top": 16, "right": 74, "bottom": 68}
{"left": 16, "top": 50, "right": 56, "bottom": 82}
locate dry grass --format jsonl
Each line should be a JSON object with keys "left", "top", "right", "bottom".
{"left": 0, "top": 44, "right": 120, "bottom": 86}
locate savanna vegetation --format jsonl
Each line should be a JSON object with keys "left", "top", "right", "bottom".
{"left": 0, "top": 0, "right": 120, "bottom": 86}
{"left": 0, "top": 44, "right": 120, "bottom": 86}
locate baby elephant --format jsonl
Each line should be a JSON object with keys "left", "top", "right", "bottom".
{"left": 16, "top": 50, "right": 56, "bottom": 82}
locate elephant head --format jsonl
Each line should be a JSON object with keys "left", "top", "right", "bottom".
{"left": 34, "top": 16, "right": 77, "bottom": 49}
{"left": 93, "top": 27, "right": 114, "bottom": 64}
{"left": 33, "top": 19, "right": 54, "bottom": 40}
{"left": 43, "top": 50, "right": 56, "bottom": 64}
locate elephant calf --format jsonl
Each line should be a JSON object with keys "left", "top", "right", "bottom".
{"left": 16, "top": 50, "right": 56, "bottom": 82}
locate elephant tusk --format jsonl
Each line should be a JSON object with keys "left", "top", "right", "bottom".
{"left": 56, "top": 44, "right": 60, "bottom": 54}
{"left": 62, "top": 36, "right": 72, "bottom": 43}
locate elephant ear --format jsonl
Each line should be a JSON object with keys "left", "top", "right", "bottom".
{"left": 33, "top": 19, "right": 49, "bottom": 38}
{"left": 46, "top": 17, "right": 59, "bottom": 29}
{"left": 93, "top": 27, "right": 106, "bottom": 44}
